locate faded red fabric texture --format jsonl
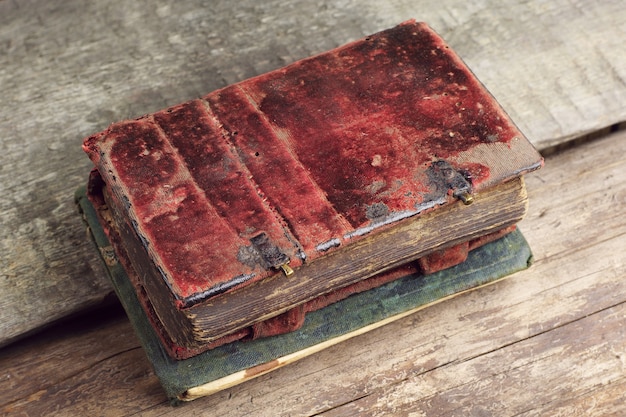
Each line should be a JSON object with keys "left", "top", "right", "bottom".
{"left": 82, "top": 21, "right": 536, "bottom": 307}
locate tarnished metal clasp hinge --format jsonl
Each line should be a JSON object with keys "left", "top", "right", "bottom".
{"left": 279, "top": 262, "right": 294, "bottom": 277}
{"left": 250, "top": 232, "right": 294, "bottom": 277}
{"left": 428, "top": 160, "right": 474, "bottom": 205}
{"left": 455, "top": 191, "right": 473, "bottom": 205}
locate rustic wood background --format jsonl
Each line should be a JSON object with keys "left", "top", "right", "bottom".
{"left": 1, "top": 0, "right": 625, "bottom": 415}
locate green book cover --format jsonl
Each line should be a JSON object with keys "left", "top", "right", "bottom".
{"left": 76, "top": 187, "right": 532, "bottom": 403}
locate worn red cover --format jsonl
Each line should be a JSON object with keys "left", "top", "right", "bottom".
{"left": 83, "top": 20, "right": 542, "bottom": 358}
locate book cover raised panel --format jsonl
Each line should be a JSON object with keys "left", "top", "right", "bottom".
{"left": 83, "top": 21, "right": 541, "bottom": 320}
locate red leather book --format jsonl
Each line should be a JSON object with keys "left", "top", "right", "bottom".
{"left": 83, "top": 20, "right": 542, "bottom": 359}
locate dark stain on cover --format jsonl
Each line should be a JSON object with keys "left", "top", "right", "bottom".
{"left": 248, "top": 232, "right": 290, "bottom": 270}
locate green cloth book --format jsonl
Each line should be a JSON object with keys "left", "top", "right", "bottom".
{"left": 76, "top": 187, "right": 533, "bottom": 403}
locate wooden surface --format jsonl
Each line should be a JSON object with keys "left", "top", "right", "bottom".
{"left": 2, "top": 128, "right": 625, "bottom": 415}
{"left": 1, "top": 0, "right": 626, "bottom": 347}
{"left": 1, "top": 0, "right": 626, "bottom": 415}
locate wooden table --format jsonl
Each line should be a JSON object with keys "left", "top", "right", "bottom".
{"left": 1, "top": 1, "right": 625, "bottom": 415}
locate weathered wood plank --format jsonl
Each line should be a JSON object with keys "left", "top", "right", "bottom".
{"left": 2, "top": 128, "right": 625, "bottom": 416}
{"left": 0, "top": 304, "right": 138, "bottom": 407}
{"left": 1, "top": 0, "right": 625, "bottom": 348}
{"left": 321, "top": 304, "right": 626, "bottom": 416}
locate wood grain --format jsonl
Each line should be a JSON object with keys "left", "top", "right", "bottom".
{"left": 2, "top": 127, "right": 625, "bottom": 416}
{"left": 320, "top": 304, "right": 626, "bottom": 416}
{"left": 1, "top": 0, "right": 625, "bottom": 346}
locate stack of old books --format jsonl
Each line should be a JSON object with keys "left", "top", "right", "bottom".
{"left": 77, "top": 20, "right": 542, "bottom": 403}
